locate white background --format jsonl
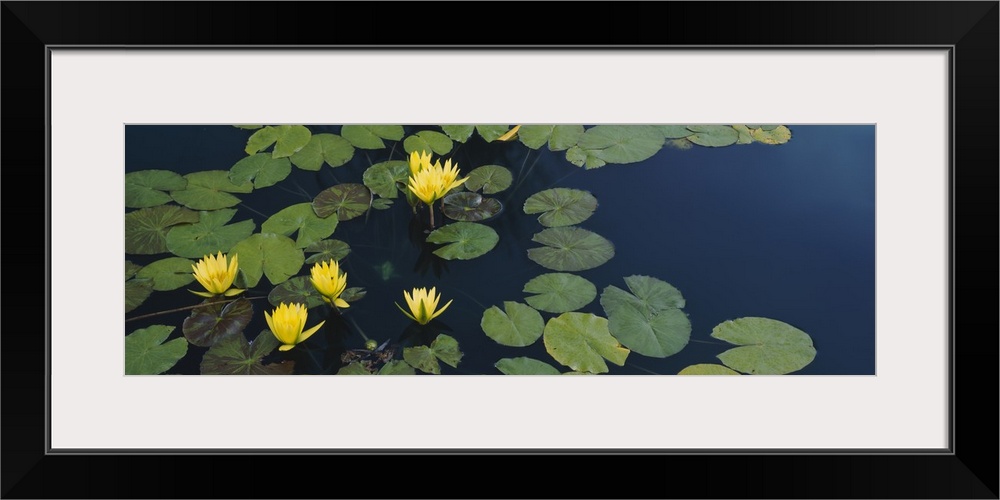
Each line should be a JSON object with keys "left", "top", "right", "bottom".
{"left": 50, "top": 50, "right": 949, "bottom": 450}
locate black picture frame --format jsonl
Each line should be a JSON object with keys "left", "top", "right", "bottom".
{"left": 3, "top": 2, "right": 996, "bottom": 498}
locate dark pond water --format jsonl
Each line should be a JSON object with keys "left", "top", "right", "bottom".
{"left": 125, "top": 125, "right": 875, "bottom": 375}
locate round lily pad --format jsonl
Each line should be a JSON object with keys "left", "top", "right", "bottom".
{"left": 685, "top": 125, "right": 740, "bottom": 147}
{"left": 425, "top": 222, "right": 499, "bottom": 260}
{"left": 481, "top": 301, "right": 544, "bottom": 347}
{"left": 464, "top": 165, "right": 512, "bottom": 194}
{"left": 304, "top": 239, "right": 351, "bottom": 265}
{"left": 182, "top": 297, "right": 254, "bottom": 347}
{"left": 655, "top": 125, "right": 694, "bottom": 139}
{"left": 526, "top": 227, "right": 614, "bottom": 272}
{"left": 270, "top": 125, "right": 312, "bottom": 158}
{"left": 523, "top": 188, "right": 598, "bottom": 227}
{"left": 575, "top": 125, "right": 665, "bottom": 165}
{"left": 125, "top": 205, "right": 200, "bottom": 254}
{"left": 228, "top": 233, "right": 305, "bottom": 287}
{"left": 440, "top": 125, "right": 474, "bottom": 143}
{"left": 542, "top": 312, "right": 629, "bottom": 374}
{"left": 441, "top": 192, "right": 502, "bottom": 222}
{"left": 262, "top": 202, "right": 340, "bottom": 249}
{"left": 403, "top": 130, "right": 453, "bottom": 155}
{"left": 268, "top": 275, "right": 326, "bottom": 309}
{"left": 229, "top": 153, "right": 292, "bottom": 189}
{"left": 200, "top": 330, "right": 295, "bottom": 375}
{"left": 523, "top": 273, "right": 597, "bottom": 313}
{"left": 135, "top": 256, "right": 196, "bottom": 291}
{"left": 495, "top": 357, "right": 561, "bottom": 375}
{"left": 290, "top": 133, "right": 355, "bottom": 171}
{"left": 711, "top": 317, "right": 816, "bottom": 374}
{"left": 125, "top": 325, "right": 188, "bottom": 375}
{"left": 312, "top": 183, "right": 371, "bottom": 221}
{"left": 169, "top": 170, "right": 254, "bottom": 211}
{"left": 600, "top": 275, "right": 690, "bottom": 358}
{"left": 362, "top": 160, "right": 409, "bottom": 199}
{"left": 678, "top": 364, "right": 740, "bottom": 375}
{"left": 125, "top": 170, "right": 187, "bottom": 208}
{"left": 165, "top": 208, "right": 256, "bottom": 258}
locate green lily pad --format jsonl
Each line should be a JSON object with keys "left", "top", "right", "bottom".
{"left": 403, "top": 334, "right": 463, "bottom": 374}
{"left": 378, "top": 360, "right": 415, "bottom": 375}
{"left": 516, "top": 125, "right": 585, "bottom": 151}
{"left": 463, "top": 165, "right": 512, "bottom": 194}
{"left": 312, "top": 183, "right": 371, "bottom": 221}
{"left": 565, "top": 146, "right": 606, "bottom": 169}
{"left": 481, "top": 301, "right": 544, "bottom": 347}
{"left": 403, "top": 130, "right": 453, "bottom": 155}
{"left": 124, "top": 278, "right": 154, "bottom": 313}
{"left": 228, "top": 233, "right": 305, "bottom": 287}
{"left": 182, "top": 297, "right": 254, "bottom": 347}
{"left": 262, "top": 202, "right": 340, "bottom": 249}
{"left": 523, "top": 273, "right": 596, "bottom": 313}
{"left": 526, "top": 227, "right": 614, "bottom": 272}
{"left": 125, "top": 205, "right": 200, "bottom": 254}
{"left": 170, "top": 170, "right": 254, "bottom": 210}
{"left": 732, "top": 124, "right": 754, "bottom": 145}
{"left": 235, "top": 125, "right": 262, "bottom": 130}
{"left": 125, "top": 170, "right": 187, "bottom": 208}
{"left": 362, "top": 160, "right": 409, "bottom": 199}
{"left": 678, "top": 364, "right": 741, "bottom": 375}
{"left": 750, "top": 125, "right": 792, "bottom": 145}
{"left": 341, "top": 287, "right": 367, "bottom": 303}
{"left": 125, "top": 325, "right": 188, "bottom": 375}
{"left": 573, "top": 125, "right": 664, "bottom": 165}
{"left": 244, "top": 125, "right": 311, "bottom": 158}
{"left": 655, "top": 125, "right": 694, "bottom": 139}
{"left": 125, "top": 260, "right": 142, "bottom": 280}
{"left": 542, "top": 312, "right": 629, "bottom": 374}
{"left": 685, "top": 125, "right": 740, "bottom": 147}
{"left": 516, "top": 125, "right": 553, "bottom": 149}
{"left": 228, "top": 153, "right": 292, "bottom": 189}
{"left": 711, "top": 317, "right": 816, "bottom": 374}
{"left": 341, "top": 125, "right": 404, "bottom": 149}
{"left": 200, "top": 329, "right": 295, "bottom": 375}
{"left": 745, "top": 125, "right": 779, "bottom": 131}
{"left": 371, "top": 198, "right": 393, "bottom": 210}
{"left": 290, "top": 133, "right": 355, "bottom": 171}
{"left": 523, "top": 188, "right": 598, "bottom": 227}
{"left": 441, "top": 192, "right": 502, "bottom": 222}
{"left": 165, "top": 208, "right": 256, "bottom": 258}
{"left": 267, "top": 276, "right": 326, "bottom": 309}
{"left": 440, "top": 125, "right": 474, "bottom": 143}
{"left": 495, "top": 357, "right": 561, "bottom": 375}
{"left": 135, "top": 257, "right": 195, "bottom": 291}
{"left": 475, "top": 125, "right": 513, "bottom": 142}
{"left": 600, "top": 275, "right": 690, "bottom": 358}
{"left": 304, "top": 239, "right": 351, "bottom": 265}
{"left": 425, "top": 222, "right": 499, "bottom": 260}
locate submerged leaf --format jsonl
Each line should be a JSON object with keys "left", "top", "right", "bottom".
{"left": 403, "top": 130, "right": 453, "bottom": 155}
{"left": 262, "top": 202, "right": 340, "bottom": 249}
{"left": 362, "top": 160, "right": 409, "bottom": 199}
{"left": 170, "top": 170, "right": 253, "bottom": 210}
{"left": 711, "top": 317, "right": 816, "bottom": 374}
{"left": 125, "top": 205, "right": 200, "bottom": 254}
{"left": 135, "top": 256, "right": 195, "bottom": 291}
{"left": 543, "top": 312, "right": 628, "bottom": 374}
{"left": 523, "top": 188, "right": 597, "bottom": 227}
{"left": 290, "top": 133, "right": 355, "bottom": 171}
{"left": 527, "top": 227, "right": 614, "bottom": 272}
{"left": 441, "top": 192, "right": 502, "bottom": 222}
{"left": 464, "top": 165, "right": 513, "bottom": 194}
{"left": 200, "top": 330, "right": 295, "bottom": 375}
{"left": 495, "top": 357, "right": 561, "bottom": 375}
{"left": 228, "top": 233, "right": 305, "bottom": 287}
{"left": 165, "top": 208, "right": 256, "bottom": 258}
{"left": 523, "top": 273, "right": 597, "bottom": 313}
{"left": 125, "top": 325, "right": 188, "bottom": 375}
{"left": 481, "top": 301, "right": 544, "bottom": 347}
{"left": 182, "top": 297, "right": 254, "bottom": 347}
{"left": 125, "top": 170, "right": 187, "bottom": 208}
{"left": 312, "top": 183, "right": 371, "bottom": 221}
{"left": 425, "top": 222, "right": 499, "bottom": 260}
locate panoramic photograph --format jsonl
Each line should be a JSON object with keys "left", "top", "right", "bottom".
{"left": 123, "top": 124, "right": 875, "bottom": 376}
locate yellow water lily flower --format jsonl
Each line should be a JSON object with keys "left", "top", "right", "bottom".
{"left": 310, "top": 259, "right": 349, "bottom": 308}
{"left": 407, "top": 158, "right": 468, "bottom": 206}
{"left": 190, "top": 252, "right": 244, "bottom": 298}
{"left": 396, "top": 287, "right": 453, "bottom": 325}
{"left": 408, "top": 150, "right": 433, "bottom": 177}
{"left": 266, "top": 302, "right": 326, "bottom": 351}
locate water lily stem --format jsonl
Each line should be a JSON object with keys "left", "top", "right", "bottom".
{"left": 124, "top": 296, "right": 269, "bottom": 323}
{"left": 429, "top": 205, "right": 436, "bottom": 228}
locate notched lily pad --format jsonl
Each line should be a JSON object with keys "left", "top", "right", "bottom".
{"left": 125, "top": 170, "right": 188, "bottom": 208}
{"left": 527, "top": 227, "right": 614, "bottom": 272}
{"left": 425, "top": 222, "right": 499, "bottom": 260}
{"left": 268, "top": 276, "right": 326, "bottom": 309}
{"left": 573, "top": 125, "right": 665, "bottom": 165}
{"left": 495, "top": 357, "right": 561, "bottom": 375}
{"left": 341, "top": 287, "right": 366, "bottom": 303}
{"left": 135, "top": 256, "right": 196, "bottom": 291}
{"left": 403, "top": 130, "right": 453, "bottom": 155}
{"left": 182, "top": 297, "right": 254, "bottom": 347}
{"left": 125, "top": 205, "right": 200, "bottom": 254}
{"left": 304, "top": 239, "right": 351, "bottom": 265}
{"left": 363, "top": 160, "right": 409, "bottom": 199}
{"left": 440, "top": 125, "right": 474, "bottom": 143}
{"left": 600, "top": 275, "right": 690, "bottom": 358}
{"left": 655, "top": 125, "right": 694, "bottom": 139}
{"left": 481, "top": 301, "right": 544, "bottom": 347}
{"left": 245, "top": 125, "right": 311, "bottom": 158}
{"left": 441, "top": 192, "right": 502, "bottom": 222}
{"left": 228, "top": 233, "right": 305, "bottom": 287}
{"left": 711, "top": 317, "right": 816, "bottom": 374}
{"left": 262, "top": 202, "right": 340, "bottom": 249}
{"left": 200, "top": 329, "right": 295, "bottom": 375}
{"left": 165, "top": 208, "right": 256, "bottom": 258}
{"left": 523, "top": 188, "right": 598, "bottom": 227}
{"left": 228, "top": 153, "right": 292, "bottom": 189}
{"left": 678, "top": 364, "right": 740, "bottom": 375}
{"left": 403, "top": 334, "right": 463, "bottom": 374}
{"left": 341, "top": 125, "right": 404, "bottom": 149}
{"left": 125, "top": 325, "right": 188, "bottom": 375}
{"left": 685, "top": 125, "right": 740, "bottom": 147}
{"left": 290, "top": 133, "right": 355, "bottom": 171}
{"left": 312, "top": 183, "right": 371, "bottom": 221}
{"left": 475, "top": 125, "right": 513, "bottom": 142}
{"left": 543, "top": 312, "right": 629, "bottom": 374}
{"left": 124, "top": 277, "right": 154, "bottom": 313}
{"left": 170, "top": 170, "right": 254, "bottom": 210}
{"left": 463, "top": 165, "right": 512, "bottom": 194}
{"left": 523, "top": 273, "right": 597, "bottom": 314}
